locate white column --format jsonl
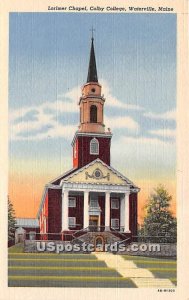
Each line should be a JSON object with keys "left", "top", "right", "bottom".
{"left": 105, "top": 192, "right": 110, "bottom": 230}
{"left": 62, "top": 190, "right": 69, "bottom": 231}
{"left": 124, "top": 192, "right": 130, "bottom": 233}
{"left": 120, "top": 195, "right": 125, "bottom": 231}
{"left": 83, "top": 191, "right": 89, "bottom": 229}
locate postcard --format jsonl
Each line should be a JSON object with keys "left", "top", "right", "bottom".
{"left": 0, "top": 0, "right": 188, "bottom": 299}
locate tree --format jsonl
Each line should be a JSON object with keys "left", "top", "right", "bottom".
{"left": 8, "top": 197, "right": 16, "bottom": 242}
{"left": 139, "top": 185, "right": 177, "bottom": 243}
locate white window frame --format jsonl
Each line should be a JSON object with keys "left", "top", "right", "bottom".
{"left": 68, "top": 217, "right": 76, "bottom": 228}
{"left": 111, "top": 198, "right": 119, "bottom": 209}
{"left": 90, "top": 138, "right": 99, "bottom": 155}
{"left": 68, "top": 197, "right": 76, "bottom": 207}
{"left": 111, "top": 218, "right": 119, "bottom": 229}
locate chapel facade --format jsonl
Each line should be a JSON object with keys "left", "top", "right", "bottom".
{"left": 37, "top": 37, "right": 140, "bottom": 245}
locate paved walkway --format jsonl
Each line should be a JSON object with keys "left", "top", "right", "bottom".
{"left": 94, "top": 253, "right": 175, "bottom": 288}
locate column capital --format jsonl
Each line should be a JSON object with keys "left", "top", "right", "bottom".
{"left": 62, "top": 188, "right": 69, "bottom": 193}
{"left": 124, "top": 191, "right": 130, "bottom": 196}
{"left": 84, "top": 190, "right": 89, "bottom": 194}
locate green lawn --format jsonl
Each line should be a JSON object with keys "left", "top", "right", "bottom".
{"left": 8, "top": 243, "right": 24, "bottom": 253}
{"left": 122, "top": 255, "right": 177, "bottom": 286}
{"left": 8, "top": 246, "right": 176, "bottom": 287}
{"left": 8, "top": 251, "right": 136, "bottom": 288}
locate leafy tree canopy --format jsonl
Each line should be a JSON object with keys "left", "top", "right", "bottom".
{"left": 8, "top": 197, "right": 16, "bottom": 241}
{"left": 139, "top": 185, "right": 177, "bottom": 243}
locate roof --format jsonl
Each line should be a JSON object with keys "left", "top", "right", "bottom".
{"left": 50, "top": 167, "right": 77, "bottom": 185}
{"left": 15, "top": 218, "right": 39, "bottom": 228}
{"left": 87, "top": 38, "right": 98, "bottom": 83}
{"left": 36, "top": 169, "right": 76, "bottom": 218}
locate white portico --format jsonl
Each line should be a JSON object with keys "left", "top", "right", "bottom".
{"left": 60, "top": 159, "right": 139, "bottom": 234}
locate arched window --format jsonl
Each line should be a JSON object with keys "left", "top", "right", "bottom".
{"left": 90, "top": 138, "right": 99, "bottom": 155}
{"left": 90, "top": 105, "right": 97, "bottom": 123}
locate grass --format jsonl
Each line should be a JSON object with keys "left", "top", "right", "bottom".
{"left": 8, "top": 249, "right": 177, "bottom": 287}
{"left": 122, "top": 255, "right": 176, "bottom": 261}
{"left": 8, "top": 251, "right": 136, "bottom": 287}
{"left": 9, "top": 275, "right": 129, "bottom": 281}
{"left": 8, "top": 278, "right": 136, "bottom": 288}
{"left": 8, "top": 265, "right": 120, "bottom": 277}
{"left": 122, "top": 255, "right": 177, "bottom": 286}
{"left": 8, "top": 243, "right": 24, "bottom": 253}
{"left": 8, "top": 253, "right": 96, "bottom": 258}
{"left": 9, "top": 258, "right": 100, "bottom": 262}
{"left": 9, "top": 259, "right": 107, "bottom": 268}
{"left": 9, "top": 266, "right": 115, "bottom": 271}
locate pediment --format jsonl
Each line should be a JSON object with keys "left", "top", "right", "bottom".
{"left": 62, "top": 159, "right": 132, "bottom": 186}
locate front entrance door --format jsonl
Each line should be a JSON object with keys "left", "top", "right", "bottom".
{"left": 95, "top": 236, "right": 104, "bottom": 252}
{"left": 89, "top": 216, "right": 99, "bottom": 232}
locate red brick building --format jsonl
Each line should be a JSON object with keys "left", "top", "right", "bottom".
{"left": 37, "top": 37, "right": 140, "bottom": 245}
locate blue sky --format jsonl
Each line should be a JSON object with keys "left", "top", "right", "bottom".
{"left": 9, "top": 13, "right": 176, "bottom": 181}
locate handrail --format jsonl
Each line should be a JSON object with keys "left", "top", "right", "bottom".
{"left": 71, "top": 226, "right": 130, "bottom": 244}
{"left": 110, "top": 227, "right": 129, "bottom": 240}
{"left": 115, "top": 237, "right": 131, "bottom": 246}
{"left": 71, "top": 226, "right": 93, "bottom": 243}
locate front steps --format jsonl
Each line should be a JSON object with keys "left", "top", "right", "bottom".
{"left": 132, "top": 278, "right": 175, "bottom": 288}
{"left": 95, "top": 253, "right": 175, "bottom": 288}
{"left": 72, "top": 231, "right": 122, "bottom": 245}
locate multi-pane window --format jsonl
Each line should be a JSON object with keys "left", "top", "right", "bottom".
{"left": 90, "top": 138, "right": 99, "bottom": 155}
{"left": 68, "top": 197, "right": 76, "bottom": 207}
{"left": 111, "top": 198, "right": 119, "bottom": 209}
{"left": 68, "top": 217, "right": 76, "bottom": 228}
{"left": 111, "top": 218, "right": 119, "bottom": 229}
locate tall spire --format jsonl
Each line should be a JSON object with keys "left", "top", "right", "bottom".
{"left": 87, "top": 34, "right": 98, "bottom": 83}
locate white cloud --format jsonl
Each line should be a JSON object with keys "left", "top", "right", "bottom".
{"left": 9, "top": 81, "right": 143, "bottom": 141}
{"left": 143, "top": 109, "right": 176, "bottom": 120}
{"left": 9, "top": 101, "right": 77, "bottom": 141}
{"left": 10, "top": 82, "right": 175, "bottom": 142}
{"left": 100, "top": 79, "right": 143, "bottom": 111}
{"left": 104, "top": 115, "right": 139, "bottom": 132}
{"left": 64, "top": 86, "right": 81, "bottom": 105}
{"left": 111, "top": 135, "right": 176, "bottom": 178}
{"left": 149, "top": 128, "right": 176, "bottom": 138}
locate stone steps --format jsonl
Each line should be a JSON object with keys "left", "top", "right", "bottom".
{"left": 95, "top": 253, "right": 175, "bottom": 288}
{"left": 72, "top": 231, "right": 121, "bottom": 245}
{"left": 132, "top": 278, "right": 175, "bottom": 288}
